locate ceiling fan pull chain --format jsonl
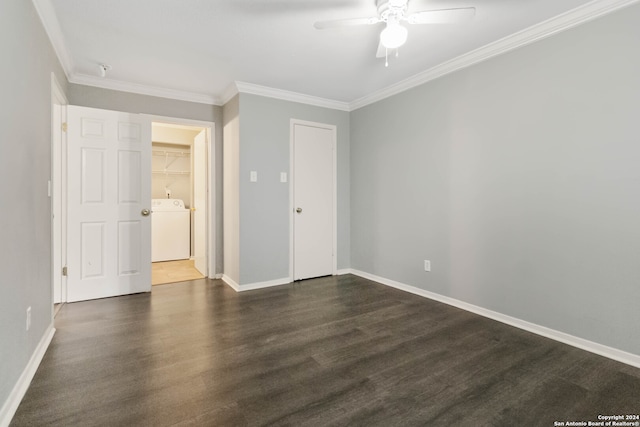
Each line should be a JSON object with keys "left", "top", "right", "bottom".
{"left": 385, "top": 47, "right": 389, "bottom": 67}
{"left": 396, "top": 48, "right": 399, "bottom": 58}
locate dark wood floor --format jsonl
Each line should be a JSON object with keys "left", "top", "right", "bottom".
{"left": 11, "top": 275, "right": 640, "bottom": 426}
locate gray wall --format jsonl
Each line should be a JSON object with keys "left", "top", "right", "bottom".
{"left": 69, "top": 84, "right": 224, "bottom": 275}
{"left": 351, "top": 3, "right": 640, "bottom": 355}
{"left": 238, "top": 94, "right": 350, "bottom": 284}
{"left": 0, "top": 0, "right": 68, "bottom": 413}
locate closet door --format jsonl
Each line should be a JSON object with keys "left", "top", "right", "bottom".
{"left": 66, "top": 106, "right": 151, "bottom": 302}
{"left": 291, "top": 120, "right": 336, "bottom": 281}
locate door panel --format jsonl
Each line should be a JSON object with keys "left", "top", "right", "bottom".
{"left": 118, "top": 221, "right": 141, "bottom": 275}
{"left": 293, "top": 122, "right": 335, "bottom": 281}
{"left": 67, "top": 105, "right": 151, "bottom": 302}
{"left": 81, "top": 222, "right": 105, "bottom": 279}
{"left": 118, "top": 150, "right": 141, "bottom": 203}
{"left": 81, "top": 148, "right": 105, "bottom": 203}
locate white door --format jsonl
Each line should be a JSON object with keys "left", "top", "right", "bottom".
{"left": 52, "top": 101, "right": 65, "bottom": 303}
{"left": 292, "top": 121, "right": 335, "bottom": 281}
{"left": 193, "top": 129, "right": 207, "bottom": 276}
{"left": 66, "top": 106, "right": 151, "bottom": 302}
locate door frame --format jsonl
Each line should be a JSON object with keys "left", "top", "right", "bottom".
{"left": 50, "top": 73, "right": 67, "bottom": 309}
{"left": 146, "top": 115, "right": 216, "bottom": 278}
{"left": 289, "top": 119, "right": 337, "bottom": 281}
{"left": 54, "top": 111, "right": 216, "bottom": 303}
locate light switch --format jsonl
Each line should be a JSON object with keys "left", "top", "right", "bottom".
{"left": 250, "top": 171, "right": 257, "bottom": 182}
{"left": 280, "top": 172, "right": 287, "bottom": 183}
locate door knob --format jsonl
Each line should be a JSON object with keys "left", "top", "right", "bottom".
{"left": 141, "top": 209, "right": 150, "bottom": 216}
{"left": 296, "top": 207, "right": 302, "bottom": 213}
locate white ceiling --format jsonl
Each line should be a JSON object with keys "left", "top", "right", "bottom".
{"left": 35, "top": 0, "right": 630, "bottom": 108}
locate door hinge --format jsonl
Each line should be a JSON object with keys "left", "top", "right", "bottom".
{"left": 62, "top": 266, "right": 68, "bottom": 276}
{"left": 61, "top": 122, "right": 68, "bottom": 132}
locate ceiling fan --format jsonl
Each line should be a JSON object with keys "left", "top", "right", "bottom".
{"left": 314, "top": 0, "right": 475, "bottom": 65}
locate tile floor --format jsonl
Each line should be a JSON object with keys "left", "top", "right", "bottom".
{"left": 151, "top": 259, "right": 204, "bottom": 285}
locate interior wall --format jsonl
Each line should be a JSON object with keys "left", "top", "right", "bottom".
{"left": 0, "top": 0, "right": 68, "bottom": 416}
{"left": 222, "top": 95, "right": 240, "bottom": 284}
{"left": 68, "top": 84, "right": 224, "bottom": 275}
{"left": 350, "top": 3, "right": 640, "bottom": 356}
{"left": 238, "top": 93, "right": 350, "bottom": 285}
{"left": 151, "top": 143, "right": 192, "bottom": 204}
{"left": 152, "top": 126, "right": 201, "bottom": 146}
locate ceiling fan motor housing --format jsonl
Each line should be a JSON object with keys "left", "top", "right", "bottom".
{"left": 377, "top": 0, "right": 408, "bottom": 23}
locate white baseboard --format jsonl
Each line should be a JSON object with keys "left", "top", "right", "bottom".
{"left": 238, "top": 277, "right": 291, "bottom": 292}
{"left": 221, "top": 275, "right": 240, "bottom": 292}
{"left": 212, "top": 273, "right": 223, "bottom": 280}
{"left": 222, "top": 275, "right": 291, "bottom": 293}
{"left": 236, "top": 271, "right": 359, "bottom": 291}
{"left": 349, "top": 269, "right": 640, "bottom": 369}
{"left": 0, "top": 324, "right": 56, "bottom": 427}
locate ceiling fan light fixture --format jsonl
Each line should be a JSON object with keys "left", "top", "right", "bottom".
{"left": 380, "top": 21, "right": 408, "bottom": 49}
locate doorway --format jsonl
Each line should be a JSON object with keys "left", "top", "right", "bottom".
{"left": 53, "top": 107, "right": 215, "bottom": 303}
{"left": 150, "top": 121, "right": 211, "bottom": 286}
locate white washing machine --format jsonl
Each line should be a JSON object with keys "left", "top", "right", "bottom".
{"left": 151, "top": 199, "right": 190, "bottom": 262}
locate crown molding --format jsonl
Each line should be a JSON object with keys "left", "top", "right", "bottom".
{"left": 235, "top": 82, "right": 351, "bottom": 112}
{"left": 69, "top": 73, "right": 220, "bottom": 105}
{"left": 32, "top": 0, "right": 219, "bottom": 105}
{"left": 34, "top": 0, "right": 639, "bottom": 111}
{"left": 349, "top": 0, "right": 640, "bottom": 111}
{"left": 221, "top": 82, "right": 240, "bottom": 105}
{"left": 31, "top": 0, "right": 75, "bottom": 79}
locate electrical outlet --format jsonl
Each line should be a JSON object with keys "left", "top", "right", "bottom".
{"left": 26, "top": 306, "right": 31, "bottom": 331}
{"left": 424, "top": 260, "right": 431, "bottom": 272}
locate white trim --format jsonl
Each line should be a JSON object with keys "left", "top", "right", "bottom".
{"left": 236, "top": 82, "right": 350, "bottom": 112}
{"left": 238, "top": 277, "right": 291, "bottom": 292}
{"left": 30, "top": 0, "right": 218, "bottom": 107}
{"left": 31, "top": 0, "right": 74, "bottom": 79}
{"left": 206, "top": 126, "right": 215, "bottom": 279}
{"left": 221, "top": 82, "right": 240, "bottom": 106}
{"left": 289, "top": 119, "right": 338, "bottom": 282}
{"left": 213, "top": 273, "right": 223, "bottom": 280}
{"left": 144, "top": 115, "right": 215, "bottom": 129}
{"left": 50, "top": 73, "right": 68, "bottom": 305}
{"left": 143, "top": 115, "right": 216, "bottom": 280}
{"left": 70, "top": 74, "right": 219, "bottom": 105}
{"left": 222, "top": 275, "right": 291, "bottom": 293}
{"left": 0, "top": 325, "right": 56, "bottom": 427}
{"left": 50, "top": 72, "right": 68, "bottom": 105}
{"left": 221, "top": 274, "right": 240, "bottom": 292}
{"left": 349, "top": 269, "right": 640, "bottom": 369}
{"left": 31, "top": 0, "right": 217, "bottom": 107}
{"left": 34, "top": 0, "right": 640, "bottom": 112}
{"left": 335, "top": 269, "right": 352, "bottom": 276}
{"left": 350, "top": 0, "right": 640, "bottom": 110}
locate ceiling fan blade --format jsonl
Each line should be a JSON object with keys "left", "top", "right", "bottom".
{"left": 314, "top": 17, "right": 380, "bottom": 30}
{"left": 406, "top": 7, "right": 476, "bottom": 25}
